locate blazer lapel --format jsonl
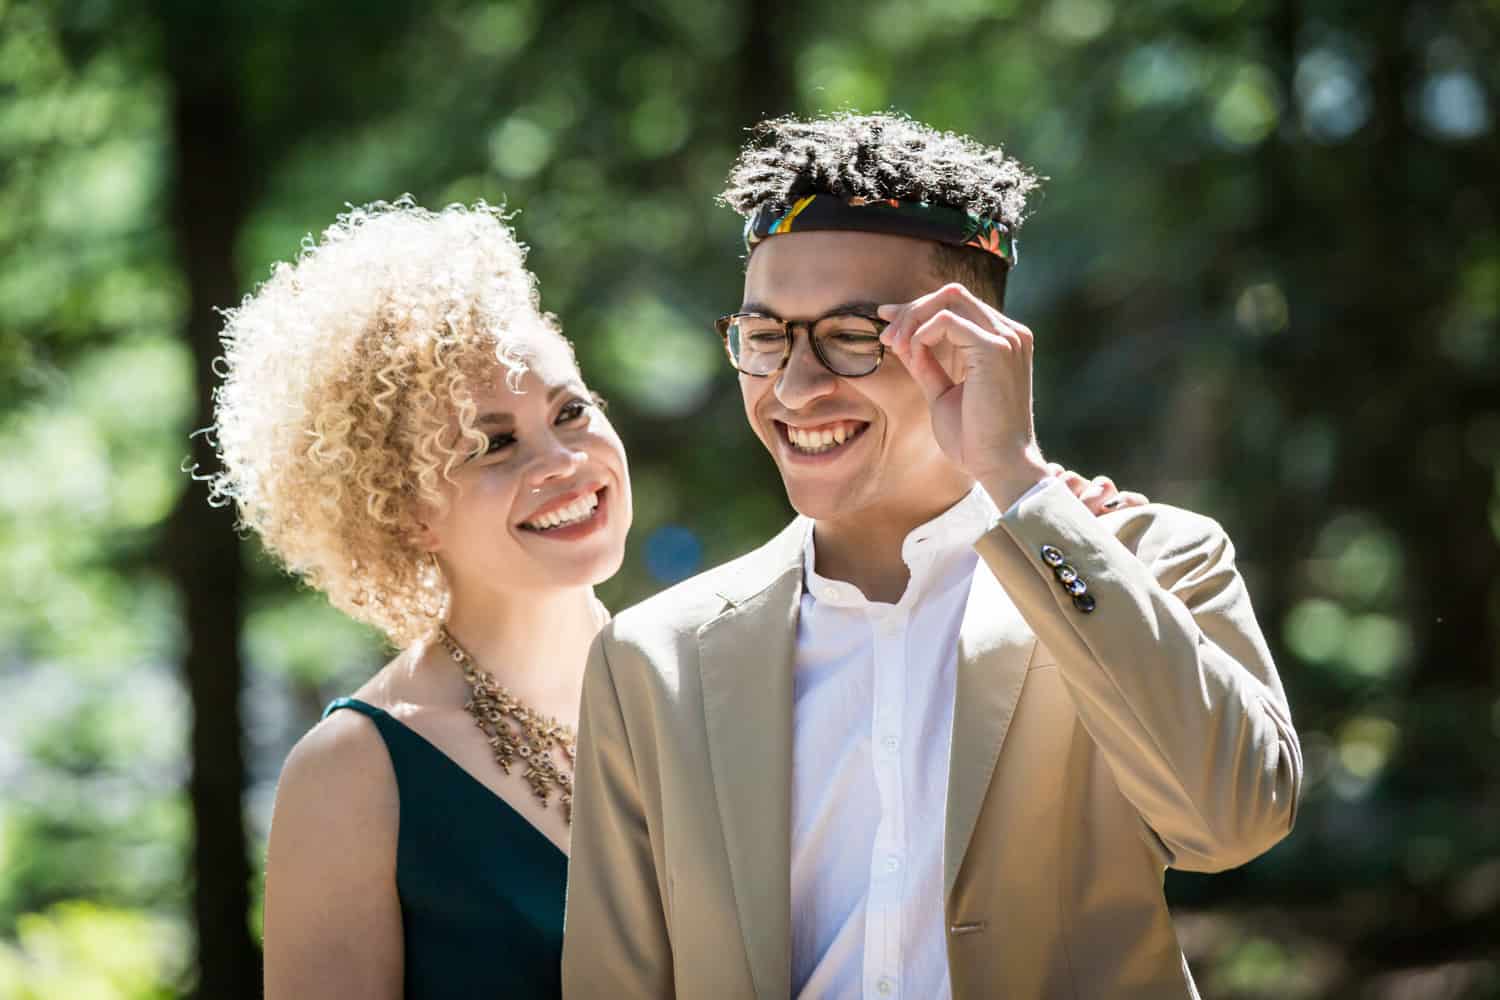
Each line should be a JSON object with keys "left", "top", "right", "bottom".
{"left": 944, "top": 559, "right": 1039, "bottom": 898}
{"left": 697, "top": 519, "right": 807, "bottom": 1000}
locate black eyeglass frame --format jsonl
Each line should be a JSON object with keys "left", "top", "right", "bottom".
{"left": 713, "top": 309, "right": 891, "bottom": 378}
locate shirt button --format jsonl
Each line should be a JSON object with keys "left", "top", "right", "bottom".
{"left": 877, "top": 977, "right": 895, "bottom": 996}
{"left": 882, "top": 735, "right": 899, "bottom": 753}
{"left": 884, "top": 854, "right": 901, "bottom": 873}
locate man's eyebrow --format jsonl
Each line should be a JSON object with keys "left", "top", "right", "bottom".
{"left": 739, "top": 299, "right": 883, "bottom": 318}
{"left": 474, "top": 382, "right": 585, "bottom": 426}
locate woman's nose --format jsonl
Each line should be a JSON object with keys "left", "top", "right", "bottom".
{"left": 526, "top": 436, "right": 586, "bottom": 488}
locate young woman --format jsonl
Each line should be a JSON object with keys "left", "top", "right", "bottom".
{"left": 208, "top": 199, "right": 1141, "bottom": 999}
{"left": 211, "top": 200, "right": 626, "bottom": 999}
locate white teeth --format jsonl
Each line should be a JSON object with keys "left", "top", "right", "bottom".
{"left": 787, "top": 422, "right": 861, "bottom": 453}
{"left": 526, "top": 491, "right": 600, "bottom": 531}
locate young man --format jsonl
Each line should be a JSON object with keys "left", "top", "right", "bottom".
{"left": 562, "top": 113, "right": 1301, "bottom": 999}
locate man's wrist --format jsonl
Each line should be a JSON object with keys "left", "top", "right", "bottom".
{"left": 976, "top": 449, "right": 1050, "bottom": 511}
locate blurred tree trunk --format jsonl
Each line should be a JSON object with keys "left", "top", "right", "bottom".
{"left": 1247, "top": 0, "right": 1305, "bottom": 674}
{"left": 1356, "top": 7, "right": 1500, "bottom": 696}
{"left": 738, "top": 0, "right": 797, "bottom": 130}
{"left": 157, "top": 6, "right": 260, "bottom": 997}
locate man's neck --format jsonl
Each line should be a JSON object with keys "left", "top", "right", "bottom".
{"left": 810, "top": 482, "right": 974, "bottom": 605}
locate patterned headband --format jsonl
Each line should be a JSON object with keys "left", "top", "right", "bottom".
{"left": 743, "top": 194, "right": 1016, "bottom": 267}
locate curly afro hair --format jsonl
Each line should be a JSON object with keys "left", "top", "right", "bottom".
{"left": 207, "top": 197, "right": 567, "bottom": 647}
{"left": 720, "top": 112, "right": 1041, "bottom": 306}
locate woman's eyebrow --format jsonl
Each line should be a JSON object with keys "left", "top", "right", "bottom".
{"left": 549, "top": 382, "right": 588, "bottom": 401}
{"left": 474, "top": 383, "right": 585, "bottom": 427}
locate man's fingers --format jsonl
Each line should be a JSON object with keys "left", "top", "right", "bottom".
{"left": 889, "top": 309, "right": 991, "bottom": 401}
{"left": 880, "top": 283, "right": 1005, "bottom": 349}
{"left": 902, "top": 335, "right": 957, "bottom": 404}
{"left": 887, "top": 308, "right": 966, "bottom": 404}
{"left": 905, "top": 309, "right": 1013, "bottom": 360}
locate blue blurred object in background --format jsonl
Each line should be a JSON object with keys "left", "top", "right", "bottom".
{"left": 644, "top": 524, "right": 703, "bottom": 585}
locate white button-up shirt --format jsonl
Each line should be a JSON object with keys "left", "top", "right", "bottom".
{"left": 790, "top": 485, "right": 1003, "bottom": 1000}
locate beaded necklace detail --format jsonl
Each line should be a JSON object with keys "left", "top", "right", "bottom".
{"left": 438, "top": 625, "right": 576, "bottom": 824}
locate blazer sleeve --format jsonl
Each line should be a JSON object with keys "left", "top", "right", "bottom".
{"left": 976, "top": 477, "right": 1302, "bottom": 872}
{"left": 561, "top": 629, "right": 675, "bottom": 998}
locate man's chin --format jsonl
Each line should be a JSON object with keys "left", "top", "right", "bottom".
{"left": 779, "top": 477, "right": 864, "bottom": 523}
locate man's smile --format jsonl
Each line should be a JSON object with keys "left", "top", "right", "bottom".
{"left": 777, "top": 419, "right": 870, "bottom": 455}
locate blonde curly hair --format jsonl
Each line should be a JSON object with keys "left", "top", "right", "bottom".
{"left": 208, "top": 197, "right": 565, "bottom": 647}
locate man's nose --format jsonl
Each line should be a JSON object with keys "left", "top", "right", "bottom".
{"left": 773, "top": 334, "right": 838, "bottom": 410}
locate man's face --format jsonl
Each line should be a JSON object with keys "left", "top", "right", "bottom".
{"left": 739, "top": 230, "right": 971, "bottom": 526}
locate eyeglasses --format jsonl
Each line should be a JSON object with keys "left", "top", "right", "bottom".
{"left": 714, "top": 310, "right": 890, "bottom": 378}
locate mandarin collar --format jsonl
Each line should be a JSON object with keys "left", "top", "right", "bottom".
{"left": 802, "top": 484, "right": 998, "bottom": 609}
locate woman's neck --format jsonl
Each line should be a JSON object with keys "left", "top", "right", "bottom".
{"left": 438, "top": 584, "right": 604, "bottom": 724}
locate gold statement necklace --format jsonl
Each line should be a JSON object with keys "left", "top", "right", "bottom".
{"left": 437, "top": 625, "right": 576, "bottom": 824}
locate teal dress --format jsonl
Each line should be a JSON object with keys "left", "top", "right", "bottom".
{"left": 322, "top": 697, "right": 567, "bottom": 999}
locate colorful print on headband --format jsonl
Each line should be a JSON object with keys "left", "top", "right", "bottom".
{"left": 964, "top": 217, "right": 1009, "bottom": 258}
{"left": 743, "top": 195, "right": 1016, "bottom": 267}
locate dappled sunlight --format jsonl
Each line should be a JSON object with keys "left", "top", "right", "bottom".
{"left": 2, "top": 0, "right": 1496, "bottom": 995}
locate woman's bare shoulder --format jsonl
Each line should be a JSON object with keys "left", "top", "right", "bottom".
{"left": 272, "top": 647, "right": 429, "bottom": 826}
{"left": 290, "top": 706, "right": 393, "bottom": 787}
{"left": 270, "top": 697, "right": 402, "bottom": 866}
{"left": 264, "top": 688, "right": 404, "bottom": 998}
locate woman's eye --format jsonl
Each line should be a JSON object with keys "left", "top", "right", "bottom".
{"left": 484, "top": 433, "right": 515, "bottom": 455}
{"left": 558, "top": 399, "right": 590, "bottom": 423}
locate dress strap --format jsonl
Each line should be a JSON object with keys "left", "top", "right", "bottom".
{"left": 322, "top": 695, "right": 385, "bottom": 722}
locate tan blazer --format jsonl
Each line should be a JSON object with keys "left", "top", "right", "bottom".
{"left": 562, "top": 481, "right": 1301, "bottom": 998}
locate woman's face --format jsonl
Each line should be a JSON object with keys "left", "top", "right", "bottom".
{"left": 422, "top": 333, "right": 632, "bottom": 599}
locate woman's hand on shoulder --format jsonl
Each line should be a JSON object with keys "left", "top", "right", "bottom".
{"left": 1046, "top": 462, "right": 1150, "bottom": 516}
{"left": 263, "top": 708, "right": 403, "bottom": 1000}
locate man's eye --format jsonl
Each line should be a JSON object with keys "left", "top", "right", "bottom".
{"left": 484, "top": 433, "right": 515, "bottom": 455}
{"left": 742, "top": 333, "right": 786, "bottom": 354}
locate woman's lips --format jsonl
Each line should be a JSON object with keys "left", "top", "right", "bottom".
{"left": 519, "top": 485, "right": 610, "bottom": 540}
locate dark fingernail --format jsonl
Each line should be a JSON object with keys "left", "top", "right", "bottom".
{"left": 1103, "top": 498, "right": 1122, "bottom": 509}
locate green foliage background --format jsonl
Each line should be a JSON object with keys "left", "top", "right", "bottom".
{"left": 0, "top": 0, "right": 1496, "bottom": 996}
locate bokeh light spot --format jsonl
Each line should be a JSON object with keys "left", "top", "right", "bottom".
{"left": 645, "top": 524, "right": 702, "bottom": 585}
